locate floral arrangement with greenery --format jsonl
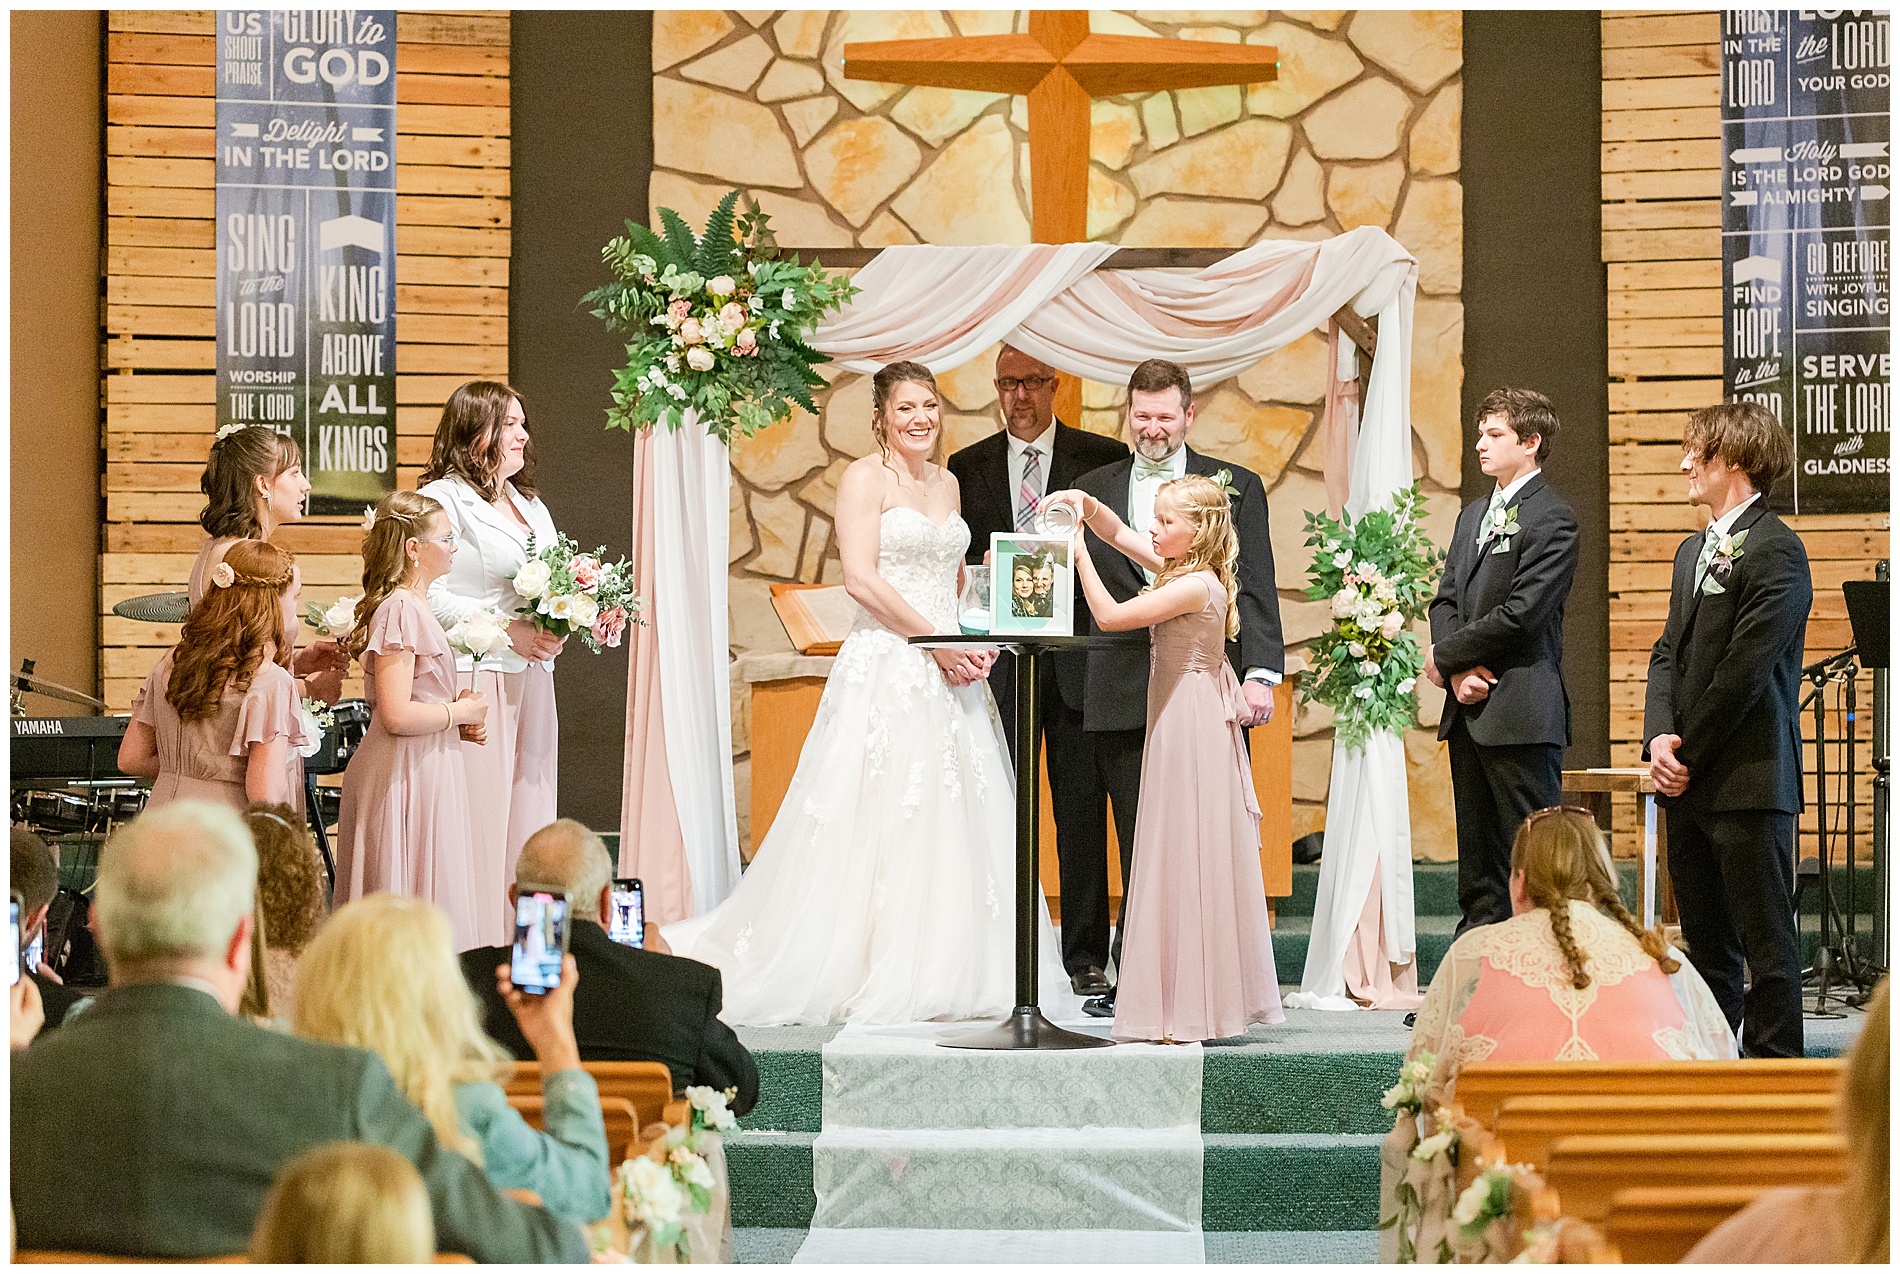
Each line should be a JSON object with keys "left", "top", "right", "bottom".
{"left": 583, "top": 189, "right": 859, "bottom": 444}
{"left": 1298, "top": 484, "right": 1445, "bottom": 749}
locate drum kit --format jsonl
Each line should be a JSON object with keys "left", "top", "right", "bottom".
{"left": 10, "top": 592, "right": 372, "bottom": 864}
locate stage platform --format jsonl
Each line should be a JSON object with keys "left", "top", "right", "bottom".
{"left": 720, "top": 862, "right": 1872, "bottom": 1264}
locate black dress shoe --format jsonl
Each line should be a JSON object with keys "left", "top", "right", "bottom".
{"left": 1070, "top": 965, "right": 1110, "bottom": 997}
{"left": 1402, "top": 1012, "right": 1418, "bottom": 1029}
{"left": 1081, "top": 993, "right": 1116, "bottom": 1018}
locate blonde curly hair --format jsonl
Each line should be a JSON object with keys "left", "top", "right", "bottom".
{"left": 1148, "top": 473, "right": 1240, "bottom": 639}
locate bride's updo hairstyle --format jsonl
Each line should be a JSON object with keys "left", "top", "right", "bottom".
{"left": 1148, "top": 474, "right": 1240, "bottom": 640}
{"left": 870, "top": 361, "right": 942, "bottom": 466}
{"left": 1510, "top": 807, "right": 1679, "bottom": 991}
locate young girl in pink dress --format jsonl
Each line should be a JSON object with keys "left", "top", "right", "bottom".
{"left": 1063, "top": 474, "right": 1284, "bottom": 1043}
{"left": 335, "top": 491, "right": 490, "bottom": 950}
{"left": 118, "top": 539, "right": 308, "bottom": 813}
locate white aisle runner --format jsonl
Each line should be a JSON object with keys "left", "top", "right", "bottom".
{"left": 794, "top": 1023, "right": 1205, "bottom": 1264}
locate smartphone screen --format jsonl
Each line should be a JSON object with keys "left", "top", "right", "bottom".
{"left": 22, "top": 929, "right": 43, "bottom": 975}
{"left": 609, "top": 878, "right": 645, "bottom": 949}
{"left": 8, "top": 899, "right": 20, "bottom": 988}
{"left": 510, "top": 889, "right": 569, "bottom": 996}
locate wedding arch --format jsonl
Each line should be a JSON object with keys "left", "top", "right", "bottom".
{"left": 617, "top": 224, "right": 1421, "bottom": 1007}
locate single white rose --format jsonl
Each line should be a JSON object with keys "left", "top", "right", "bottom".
{"left": 323, "top": 595, "right": 359, "bottom": 634}
{"left": 513, "top": 559, "right": 552, "bottom": 599}
{"left": 1379, "top": 610, "right": 1405, "bottom": 640}
{"left": 569, "top": 593, "right": 599, "bottom": 628}
{"left": 687, "top": 347, "right": 716, "bottom": 372}
{"left": 1347, "top": 641, "right": 1367, "bottom": 658}
{"left": 706, "top": 274, "right": 736, "bottom": 297}
{"left": 1330, "top": 587, "right": 1357, "bottom": 619}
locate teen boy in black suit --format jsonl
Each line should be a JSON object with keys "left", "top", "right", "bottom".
{"left": 1644, "top": 401, "right": 1810, "bottom": 1058}
{"left": 1427, "top": 388, "right": 1580, "bottom": 936}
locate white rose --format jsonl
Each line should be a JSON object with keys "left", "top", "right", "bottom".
{"left": 323, "top": 595, "right": 358, "bottom": 634}
{"left": 1379, "top": 610, "right": 1405, "bottom": 640}
{"left": 1331, "top": 588, "right": 1357, "bottom": 619}
{"left": 687, "top": 347, "right": 716, "bottom": 372}
{"left": 1348, "top": 641, "right": 1367, "bottom": 658}
{"left": 514, "top": 559, "right": 552, "bottom": 599}
{"left": 464, "top": 610, "right": 508, "bottom": 656}
{"left": 620, "top": 1157, "right": 684, "bottom": 1226}
{"left": 706, "top": 274, "right": 736, "bottom": 296}
{"left": 569, "top": 593, "right": 599, "bottom": 628}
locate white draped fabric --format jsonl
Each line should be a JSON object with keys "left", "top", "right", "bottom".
{"left": 628, "top": 229, "right": 1424, "bottom": 1004}
{"left": 648, "top": 416, "right": 743, "bottom": 915}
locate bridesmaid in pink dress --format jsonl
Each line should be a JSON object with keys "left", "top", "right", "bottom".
{"left": 335, "top": 490, "right": 491, "bottom": 950}
{"left": 118, "top": 540, "right": 307, "bottom": 812}
{"left": 1064, "top": 474, "right": 1284, "bottom": 1043}
{"left": 187, "top": 424, "right": 352, "bottom": 815}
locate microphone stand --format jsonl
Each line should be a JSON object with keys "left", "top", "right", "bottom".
{"left": 1800, "top": 647, "right": 1857, "bottom": 1017}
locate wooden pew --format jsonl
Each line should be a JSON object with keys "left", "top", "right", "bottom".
{"left": 508, "top": 1093, "right": 644, "bottom": 1163}
{"left": 1603, "top": 1184, "right": 1772, "bottom": 1264}
{"left": 1543, "top": 1132, "right": 1846, "bottom": 1223}
{"left": 1494, "top": 1092, "right": 1836, "bottom": 1170}
{"left": 503, "top": 1060, "right": 677, "bottom": 1130}
{"left": 1453, "top": 1059, "right": 1841, "bottom": 1131}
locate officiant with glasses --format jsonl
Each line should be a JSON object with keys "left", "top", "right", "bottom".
{"left": 1050, "top": 359, "right": 1285, "bottom": 1011}
{"left": 947, "top": 346, "right": 1127, "bottom": 997}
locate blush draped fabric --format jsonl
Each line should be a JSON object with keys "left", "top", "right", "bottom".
{"left": 624, "top": 231, "right": 1421, "bottom": 956}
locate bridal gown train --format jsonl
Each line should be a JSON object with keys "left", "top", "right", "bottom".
{"left": 664, "top": 506, "right": 1075, "bottom": 1026}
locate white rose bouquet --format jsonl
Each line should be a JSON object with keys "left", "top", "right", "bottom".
{"left": 304, "top": 594, "right": 360, "bottom": 638}
{"left": 507, "top": 532, "right": 643, "bottom": 654}
{"left": 582, "top": 189, "right": 858, "bottom": 444}
{"left": 1300, "top": 484, "right": 1444, "bottom": 749}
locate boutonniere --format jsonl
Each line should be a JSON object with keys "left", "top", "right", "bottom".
{"left": 1701, "top": 527, "right": 1747, "bottom": 595}
{"left": 1484, "top": 503, "right": 1520, "bottom": 553}
{"left": 1210, "top": 467, "right": 1241, "bottom": 500}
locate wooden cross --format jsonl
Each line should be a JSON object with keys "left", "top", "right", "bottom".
{"left": 844, "top": 11, "right": 1279, "bottom": 246}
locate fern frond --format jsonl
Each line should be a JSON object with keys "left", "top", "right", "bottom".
{"left": 696, "top": 190, "right": 741, "bottom": 278}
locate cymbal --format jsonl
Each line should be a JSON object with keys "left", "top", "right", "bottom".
{"left": 113, "top": 591, "right": 190, "bottom": 624}
{"left": 13, "top": 673, "right": 108, "bottom": 711}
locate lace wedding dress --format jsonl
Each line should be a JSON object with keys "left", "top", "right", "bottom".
{"left": 664, "top": 507, "right": 1075, "bottom": 1026}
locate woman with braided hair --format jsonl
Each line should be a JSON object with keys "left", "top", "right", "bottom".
{"left": 118, "top": 539, "right": 309, "bottom": 812}
{"left": 1404, "top": 806, "right": 1736, "bottom": 1088}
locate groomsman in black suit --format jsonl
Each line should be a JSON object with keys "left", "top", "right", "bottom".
{"left": 947, "top": 347, "right": 1129, "bottom": 993}
{"left": 1427, "top": 388, "right": 1580, "bottom": 936}
{"left": 1644, "top": 402, "right": 1809, "bottom": 1058}
{"left": 1059, "top": 359, "right": 1284, "bottom": 1010}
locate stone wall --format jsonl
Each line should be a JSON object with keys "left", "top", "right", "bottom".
{"left": 647, "top": 10, "right": 1465, "bottom": 858}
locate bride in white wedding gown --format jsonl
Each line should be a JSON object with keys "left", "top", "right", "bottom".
{"left": 664, "top": 362, "right": 1075, "bottom": 1025}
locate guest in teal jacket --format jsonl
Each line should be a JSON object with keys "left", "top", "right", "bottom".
{"left": 292, "top": 892, "right": 611, "bottom": 1224}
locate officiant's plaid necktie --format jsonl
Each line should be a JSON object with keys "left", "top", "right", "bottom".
{"left": 1016, "top": 448, "right": 1042, "bottom": 532}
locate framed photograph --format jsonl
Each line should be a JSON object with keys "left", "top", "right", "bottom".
{"left": 988, "top": 534, "right": 1073, "bottom": 636}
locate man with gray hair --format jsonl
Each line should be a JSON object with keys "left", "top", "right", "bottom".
{"left": 460, "top": 819, "right": 759, "bottom": 1114}
{"left": 10, "top": 800, "right": 588, "bottom": 1262}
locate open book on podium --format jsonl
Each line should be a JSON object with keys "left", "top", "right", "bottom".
{"left": 769, "top": 583, "right": 859, "bottom": 656}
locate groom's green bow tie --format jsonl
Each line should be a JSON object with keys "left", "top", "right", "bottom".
{"left": 1133, "top": 456, "right": 1175, "bottom": 482}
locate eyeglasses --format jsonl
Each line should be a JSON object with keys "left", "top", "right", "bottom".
{"left": 415, "top": 534, "right": 457, "bottom": 546}
{"left": 1525, "top": 805, "right": 1598, "bottom": 823}
{"left": 996, "top": 376, "right": 1055, "bottom": 393}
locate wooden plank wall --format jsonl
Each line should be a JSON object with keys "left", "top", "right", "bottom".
{"left": 101, "top": 10, "right": 510, "bottom": 709}
{"left": 1602, "top": 11, "right": 1885, "bottom": 860}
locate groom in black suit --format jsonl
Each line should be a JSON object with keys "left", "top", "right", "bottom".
{"left": 1060, "top": 359, "right": 1284, "bottom": 1008}
{"left": 1427, "top": 388, "right": 1579, "bottom": 936}
{"left": 1644, "top": 401, "right": 1810, "bottom": 1058}
{"left": 948, "top": 348, "right": 1130, "bottom": 990}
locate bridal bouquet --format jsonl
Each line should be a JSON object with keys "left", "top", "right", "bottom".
{"left": 508, "top": 532, "right": 642, "bottom": 653}
{"left": 1300, "top": 483, "right": 1443, "bottom": 749}
{"left": 583, "top": 189, "right": 858, "bottom": 443}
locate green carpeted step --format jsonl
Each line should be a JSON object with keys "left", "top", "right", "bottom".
{"left": 1200, "top": 1049, "right": 1404, "bottom": 1135}
{"left": 727, "top": 1131, "right": 818, "bottom": 1228}
{"left": 1202, "top": 1133, "right": 1385, "bottom": 1231}
{"left": 739, "top": 1048, "right": 824, "bottom": 1134}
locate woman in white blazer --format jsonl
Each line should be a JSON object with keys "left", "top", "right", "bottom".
{"left": 419, "top": 381, "right": 564, "bottom": 947}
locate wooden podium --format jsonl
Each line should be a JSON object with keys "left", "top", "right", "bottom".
{"left": 743, "top": 656, "right": 1297, "bottom": 914}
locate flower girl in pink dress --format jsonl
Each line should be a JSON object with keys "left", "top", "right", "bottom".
{"left": 335, "top": 490, "right": 491, "bottom": 950}
{"left": 1061, "top": 474, "right": 1284, "bottom": 1043}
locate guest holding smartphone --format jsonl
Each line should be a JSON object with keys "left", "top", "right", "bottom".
{"left": 335, "top": 492, "right": 489, "bottom": 950}
{"left": 420, "top": 382, "right": 564, "bottom": 948}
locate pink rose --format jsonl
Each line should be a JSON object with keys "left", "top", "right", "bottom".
{"left": 718, "top": 302, "right": 747, "bottom": 332}
{"left": 734, "top": 328, "right": 758, "bottom": 354}
{"left": 666, "top": 299, "right": 690, "bottom": 327}
{"left": 678, "top": 317, "right": 703, "bottom": 345}
{"left": 592, "top": 606, "right": 627, "bottom": 649}
{"left": 571, "top": 556, "right": 602, "bottom": 594}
